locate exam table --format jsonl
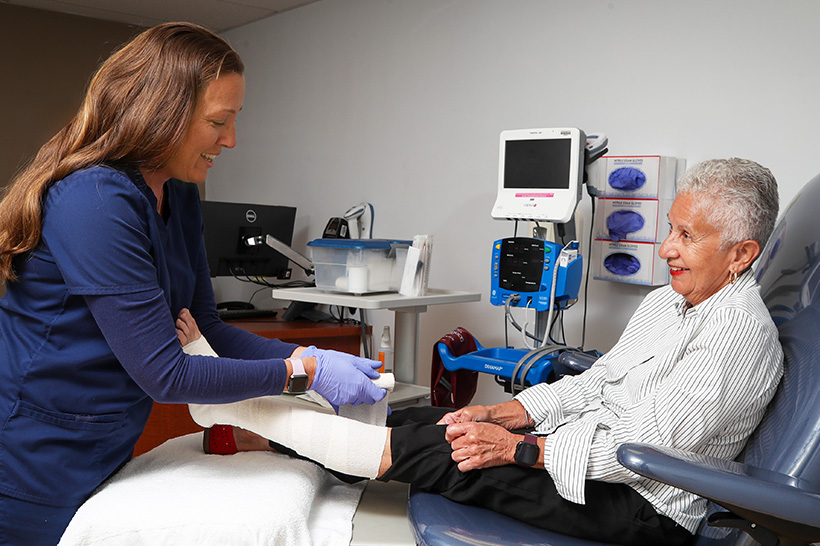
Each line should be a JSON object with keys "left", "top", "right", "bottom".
{"left": 409, "top": 173, "right": 820, "bottom": 546}
{"left": 59, "top": 409, "right": 417, "bottom": 546}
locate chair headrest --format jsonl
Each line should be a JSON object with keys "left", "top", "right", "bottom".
{"left": 746, "top": 173, "right": 820, "bottom": 483}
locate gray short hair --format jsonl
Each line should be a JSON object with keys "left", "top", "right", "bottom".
{"left": 676, "top": 158, "right": 779, "bottom": 251}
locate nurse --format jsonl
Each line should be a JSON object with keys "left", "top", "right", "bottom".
{"left": 0, "top": 22, "right": 385, "bottom": 544}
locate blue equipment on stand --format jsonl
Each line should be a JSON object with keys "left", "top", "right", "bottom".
{"left": 439, "top": 236, "right": 585, "bottom": 392}
{"left": 490, "top": 237, "right": 582, "bottom": 311}
{"left": 437, "top": 340, "right": 555, "bottom": 388}
{"left": 438, "top": 127, "right": 606, "bottom": 394}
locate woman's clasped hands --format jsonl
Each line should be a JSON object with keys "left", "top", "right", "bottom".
{"left": 437, "top": 403, "right": 526, "bottom": 472}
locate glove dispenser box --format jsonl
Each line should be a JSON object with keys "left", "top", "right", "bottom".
{"left": 593, "top": 198, "right": 672, "bottom": 243}
{"left": 587, "top": 155, "right": 680, "bottom": 199}
{"left": 592, "top": 241, "right": 669, "bottom": 286}
{"left": 590, "top": 155, "right": 685, "bottom": 286}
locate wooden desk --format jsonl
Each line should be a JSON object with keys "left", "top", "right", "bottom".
{"left": 132, "top": 314, "right": 364, "bottom": 456}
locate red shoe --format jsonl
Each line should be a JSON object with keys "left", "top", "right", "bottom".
{"left": 203, "top": 424, "right": 237, "bottom": 455}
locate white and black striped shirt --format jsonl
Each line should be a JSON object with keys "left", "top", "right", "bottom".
{"left": 516, "top": 270, "right": 784, "bottom": 533}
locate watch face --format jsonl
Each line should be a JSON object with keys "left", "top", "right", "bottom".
{"left": 288, "top": 374, "right": 309, "bottom": 394}
{"left": 515, "top": 439, "right": 539, "bottom": 467}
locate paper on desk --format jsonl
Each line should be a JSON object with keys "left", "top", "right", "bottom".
{"left": 399, "top": 235, "right": 433, "bottom": 297}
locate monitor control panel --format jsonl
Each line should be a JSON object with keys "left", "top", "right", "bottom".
{"left": 490, "top": 237, "right": 582, "bottom": 311}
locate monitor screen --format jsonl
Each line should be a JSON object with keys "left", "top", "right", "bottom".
{"left": 503, "top": 138, "right": 572, "bottom": 190}
{"left": 492, "top": 127, "right": 585, "bottom": 224}
{"left": 200, "top": 200, "right": 297, "bottom": 278}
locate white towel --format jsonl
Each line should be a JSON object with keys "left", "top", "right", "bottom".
{"left": 59, "top": 337, "right": 384, "bottom": 545}
{"left": 58, "top": 433, "right": 364, "bottom": 546}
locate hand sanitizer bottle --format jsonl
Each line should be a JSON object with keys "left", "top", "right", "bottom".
{"left": 377, "top": 326, "right": 393, "bottom": 373}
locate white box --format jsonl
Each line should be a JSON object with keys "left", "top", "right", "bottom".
{"left": 590, "top": 156, "right": 680, "bottom": 199}
{"left": 592, "top": 240, "right": 668, "bottom": 286}
{"left": 594, "top": 198, "right": 672, "bottom": 243}
{"left": 308, "top": 238, "right": 411, "bottom": 295}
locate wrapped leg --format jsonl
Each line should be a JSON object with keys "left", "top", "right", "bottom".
{"left": 184, "top": 337, "right": 392, "bottom": 479}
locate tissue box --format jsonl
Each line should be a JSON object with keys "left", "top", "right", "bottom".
{"left": 308, "top": 238, "right": 412, "bottom": 295}
{"left": 589, "top": 156, "right": 681, "bottom": 199}
{"left": 594, "top": 198, "right": 672, "bottom": 243}
{"left": 592, "top": 240, "right": 668, "bottom": 286}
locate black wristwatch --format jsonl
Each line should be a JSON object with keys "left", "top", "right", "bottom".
{"left": 287, "top": 358, "right": 309, "bottom": 394}
{"left": 514, "top": 434, "right": 539, "bottom": 467}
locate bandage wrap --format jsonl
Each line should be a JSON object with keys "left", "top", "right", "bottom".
{"left": 184, "top": 338, "right": 392, "bottom": 478}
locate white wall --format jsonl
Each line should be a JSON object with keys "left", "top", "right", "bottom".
{"left": 210, "top": 0, "right": 820, "bottom": 405}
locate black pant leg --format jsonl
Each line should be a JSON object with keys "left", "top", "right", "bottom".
{"left": 381, "top": 408, "right": 691, "bottom": 546}
{"left": 386, "top": 405, "right": 452, "bottom": 427}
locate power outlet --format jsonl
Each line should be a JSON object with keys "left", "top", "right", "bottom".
{"left": 527, "top": 222, "right": 554, "bottom": 241}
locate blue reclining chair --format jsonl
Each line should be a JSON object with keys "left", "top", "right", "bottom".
{"left": 409, "top": 173, "right": 820, "bottom": 546}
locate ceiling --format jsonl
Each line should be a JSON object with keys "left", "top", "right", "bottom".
{"left": 4, "top": 0, "right": 320, "bottom": 32}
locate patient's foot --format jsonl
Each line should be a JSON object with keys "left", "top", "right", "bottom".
{"left": 203, "top": 425, "right": 274, "bottom": 454}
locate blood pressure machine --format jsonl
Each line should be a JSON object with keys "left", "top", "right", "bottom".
{"left": 439, "top": 128, "right": 606, "bottom": 392}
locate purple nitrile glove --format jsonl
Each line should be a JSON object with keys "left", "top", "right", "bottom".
{"left": 303, "top": 346, "right": 387, "bottom": 411}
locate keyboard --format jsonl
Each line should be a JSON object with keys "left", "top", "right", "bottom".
{"left": 218, "top": 308, "right": 279, "bottom": 321}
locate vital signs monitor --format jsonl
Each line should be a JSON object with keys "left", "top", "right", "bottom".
{"left": 491, "top": 127, "right": 586, "bottom": 224}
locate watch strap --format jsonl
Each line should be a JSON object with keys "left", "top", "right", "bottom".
{"left": 514, "top": 433, "right": 539, "bottom": 467}
{"left": 290, "top": 358, "right": 306, "bottom": 376}
{"left": 287, "top": 358, "right": 308, "bottom": 394}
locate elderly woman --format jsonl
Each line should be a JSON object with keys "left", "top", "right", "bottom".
{"left": 0, "top": 23, "right": 385, "bottom": 544}
{"left": 193, "top": 158, "right": 784, "bottom": 546}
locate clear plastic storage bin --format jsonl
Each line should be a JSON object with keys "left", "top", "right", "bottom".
{"left": 307, "top": 238, "right": 412, "bottom": 295}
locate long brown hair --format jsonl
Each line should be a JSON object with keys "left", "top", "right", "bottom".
{"left": 0, "top": 22, "right": 243, "bottom": 282}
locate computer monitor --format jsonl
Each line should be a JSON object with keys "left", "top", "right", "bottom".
{"left": 491, "top": 127, "right": 586, "bottom": 224}
{"left": 200, "top": 200, "right": 297, "bottom": 279}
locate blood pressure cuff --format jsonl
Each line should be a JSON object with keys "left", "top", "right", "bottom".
{"left": 606, "top": 210, "right": 645, "bottom": 242}
{"left": 608, "top": 167, "right": 647, "bottom": 191}
{"left": 604, "top": 253, "right": 641, "bottom": 276}
{"left": 431, "top": 327, "right": 478, "bottom": 409}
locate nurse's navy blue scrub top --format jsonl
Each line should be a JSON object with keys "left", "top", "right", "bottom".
{"left": 0, "top": 165, "right": 296, "bottom": 507}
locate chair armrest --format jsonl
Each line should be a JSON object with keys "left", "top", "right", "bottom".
{"left": 616, "top": 443, "right": 820, "bottom": 538}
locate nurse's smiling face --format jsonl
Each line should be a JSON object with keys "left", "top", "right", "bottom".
{"left": 169, "top": 72, "right": 245, "bottom": 184}
{"left": 145, "top": 72, "right": 245, "bottom": 186}
{"left": 658, "top": 192, "right": 740, "bottom": 307}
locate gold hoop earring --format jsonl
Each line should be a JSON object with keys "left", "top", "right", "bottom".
{"left": 729, "top": 271, "right": 739, "bottom": 284}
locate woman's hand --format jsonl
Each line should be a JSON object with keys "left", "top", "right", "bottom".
{"left": 437, "top": 400, "right": 532, "bottom": 431}
{"left": 437, "top": 405, "right": 492, "bottom": 425}
{"left": 175, "top": 308, "right": 202, "bottom": 346}
{"left": 445, "top": 421, "right": 519, "bottom": 471}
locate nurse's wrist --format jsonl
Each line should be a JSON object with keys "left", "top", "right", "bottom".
{"left": 289, "top": 346, "right": 308, "bottom": 359}
{"left": 284, "top": 356, "right": 316, "bottom": 391}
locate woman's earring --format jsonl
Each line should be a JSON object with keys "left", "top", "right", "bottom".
{"left": 729, "top": 271, "right": 739, "bottom": 284}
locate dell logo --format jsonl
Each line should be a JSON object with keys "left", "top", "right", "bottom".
{"left": 245, "top": 209, "right": 257, "bottom": 223}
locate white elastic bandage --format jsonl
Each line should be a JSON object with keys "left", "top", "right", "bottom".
{"left": 184, "top": 337, "right": 392, "bottom": 478}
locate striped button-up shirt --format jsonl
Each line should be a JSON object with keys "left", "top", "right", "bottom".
{"left": 516, "top": 270, "right": 784, "bottom": 532}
